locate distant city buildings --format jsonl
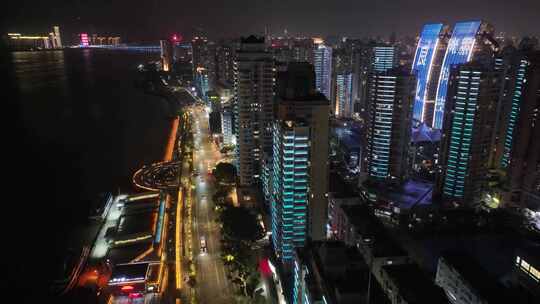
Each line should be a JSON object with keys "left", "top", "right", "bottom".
{"left": 192, "top": 35, "right": 215, "bottom": 89}
{"left": 216, "top": 40, "right": 236, "bottom": 86}
{"left": 314, "top": 40, "right": 333, "bottom": 100}
{"left": 89, "top": 34, "right": 121, "bottom": 46}
{"left": 80, "top": 33, "right": 121, "bottom": 47}
{"left": 160, "top": 39, "right": 173, "bottom": 72}
{"left": 195, "top": 67, "right": 210, "bottom": 103}
{"left": 80, "top": 33, "right": 89, "bottom": 47}
{"left": 172, "top": 41, "right": 194, "bottom": 84}
{"left": 5, "top": 25, "right": 63, "bottom": 51}
{"left": 335, "top": 72, "right": 354, "bottom": 118}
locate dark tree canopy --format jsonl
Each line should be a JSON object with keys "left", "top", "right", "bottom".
{"left": 213, "top": 162, "right": 236, "bottom": 184}
{"left": 220, "top": 206, "right": 263, "bottom": 242}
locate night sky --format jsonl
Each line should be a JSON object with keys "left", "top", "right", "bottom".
{"left": 3, "top": 0, "right": 540, "bottom": 42}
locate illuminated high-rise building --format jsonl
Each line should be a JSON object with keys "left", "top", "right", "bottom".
{"left": 80, "top": 33, "right": 89, "bottom": 47}
{"left": 52, "top": 26, "right": 62, "bottom": 48}
{"left": 234, "top": 36, "right": 275, "bottom": 187}
{"left": 195, "top": 67, "right": 210, "bottom": 102}
{"left": 335, "top": 72, "right": 354, "bottom": 117}
{"left": 160, "top": 39, "right": 173, "bottom": 72}
{"left": 435, "top": 62, "right": 501, "bottom": 206}
{"left": 173, "top": 41, "right": 194, "bottom": 84}
{"left": 358, "top": 44, "right": 399, "bottom": 123}
{"left": 216, "top": 40, "right": 235, "bottom": 85}
{"left": 192, "top": 35, "right": 215, "bottom": 88}
{"left": 503, "top": 51, "right": 540, "bottom": 208}
{"left": 271, "top": 63, "right": 329, "bottom": 261}
{"left": 411, "top": 23, "right": 445, "bottom": 123}
{"left": 292, "top": 38, "right": 315, "bottom": 63}
{"left": 362, "top": 67, "right": 415, "bottom": 182}
{"left": 221, "top": 105, "right": 233, "bottom": 145}
{"left": 313, "top": 41, "right": 333, "bottom": 100}
{"left": 372, "top": 46, "right": 398, "bottom": 72}
{"left": 432, "top": 21, "right": 496, "bottom": 129}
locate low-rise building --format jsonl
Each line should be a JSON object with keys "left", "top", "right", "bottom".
{"left": 513, "top": 246, "right": 540, "bottom": 302}
{"left": 293, "top": 241, "right": 371, "bottom": 304}
{"left": 381, "top": 263, "right": 448, "bottom": 304}
{"left": 435, "top": 251, "right": 509, "bottom": 304}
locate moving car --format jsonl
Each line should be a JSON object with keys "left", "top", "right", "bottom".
{"left": 200, "top": 236, "right": 207, "bottom": 253}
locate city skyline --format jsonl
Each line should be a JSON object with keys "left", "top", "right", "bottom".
{"left": 4, "top": 2, "right": 540, "bottom": 303}
{"left": 4, "top": 0, "right": 540, "bottom": 41}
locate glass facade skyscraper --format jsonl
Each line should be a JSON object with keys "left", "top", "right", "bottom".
{"left": 433, "top": 21, "right": 482, "bottom": 129}
{"left": 372, "top": 46, "right": 398, "bottom": 73}
{"left": 335, "top": 73, "right": 354, "bottom": 117}
{"left": 271, "top": 120, "right": 310, "bottom": 261}
{"left": 501, "top": 58, "right": 530, "bottom": 168}
{"left": 314, "top": 43, "right": 333, "bottom": 99}
{"left": 364, "top": 68, "right": 415, "bottom": 181}
{"left": 233, "top": 36, "right": 275, "bottom": 186}
{"left": 436, "top": 62, "right": 499, "bottom": 205}
{"left": 411, "top": 23, "right": 444, "bottom": 122}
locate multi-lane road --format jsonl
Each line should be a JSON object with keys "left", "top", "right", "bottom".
{"left": 190, "top": 106, "right": 234, "bottom": 304}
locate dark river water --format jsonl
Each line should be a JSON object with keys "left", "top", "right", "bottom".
{"left": 4, "top": 48, "right": 173, "bottom": 298}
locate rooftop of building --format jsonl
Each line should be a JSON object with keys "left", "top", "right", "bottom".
{"left": 109, "top": 262, "right": 149, "bottom": 285}
{"left": 382, "top": 263, "right": 448, "bottom": 304}
{"left": 115, "top": 208, "right": 156, "bottom": 240}
{"left": 411, "top": 122, "right": 441, "bottom": 143}
{"left": 440, "top": 250, "right": 509, "bottom": 304}
{"left": 240, "top": 35, "right": 265, "bottom": 44}
{"left": 106, "top": 243, "right": 155, "bottom": 265}
{"left": 341, "top": 205, "right": 408, "bottom": 257}
{"left": 329, "top": 172, "right": 358, "bottom": 198}
{"left": 516, "top": 243, "right": 540, "bottom": 268}
{"left": 298, "top": 241, "right": 369, "bottom": 303}
{"left": 365, "top": 178, "right": 434, "bottom": 210}
{"left": 334, "top": 268, "right": 369, "bottom": 293}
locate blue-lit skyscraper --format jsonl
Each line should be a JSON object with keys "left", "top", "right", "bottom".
{"left": 271, "top": 120, "right": 310, "bottom": 261}
{"left": 335, "top": 73, "right": 354, "bottom": 117}
{"left": 411, "top": 23, "right": 444, "bottom": 122}
{"left": 501, "top": 51, "right": 540, "bottom": 208}
{"left": 270, "top": 63, "right": 329, "bottom": 261}
{"left": 501, "top": 57, "right": 531, "bottom": 168}
{"left": 433, "top": 21, "right": 483, "bottom": 129}
{"left": 363, "top": 67, "right": 415, "bottom": 181}
{"left": 436, "top": 62, "right": 499, "bottom": 206}
{"left": 314, "top": 42, "right": 333, "bottom": 99}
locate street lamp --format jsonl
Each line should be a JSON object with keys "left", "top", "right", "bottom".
{"left": 362, "top": 236, "right": 374, "bottom": 304}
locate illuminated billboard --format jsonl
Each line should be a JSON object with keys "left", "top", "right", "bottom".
{"left": 433, "top": 21, "right": 481, "bottom": 129}
{"left": 411, "top": 23, "right": 444, "bottom": 121}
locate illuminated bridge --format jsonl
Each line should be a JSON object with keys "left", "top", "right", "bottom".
{"left": 73, "top": 44, "right": 161, "bottom": 53}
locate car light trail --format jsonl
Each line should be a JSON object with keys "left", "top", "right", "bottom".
{"left": 176, "top": 187, "right": 183, "bottom": 290}
{"left": 165, "top": 118, "right": 179, "bottom": 162}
